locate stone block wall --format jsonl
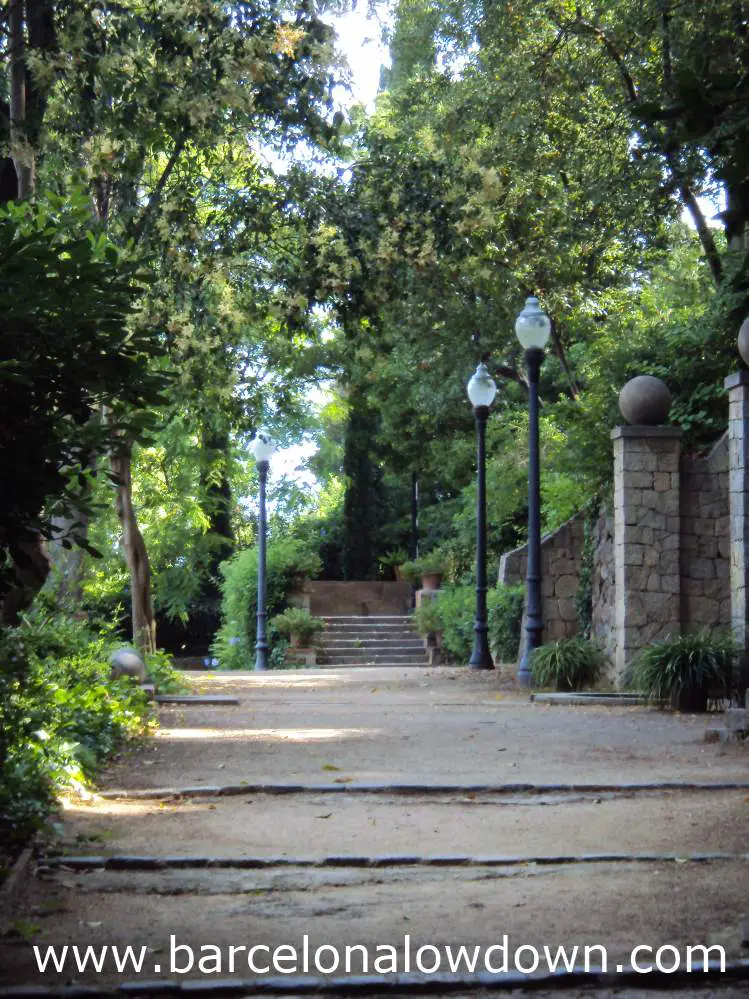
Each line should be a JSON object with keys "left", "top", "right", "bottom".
{"left": 680, "top": 433, "right": 730, "bottom": 630}
{"left": 498, "top": 511, "right": 586, "bottom": 644}
{"left": 497, "top": 429, "right": 732, "bottom": 679}
{"left": 612, "top": 427, "right": 683, "bottom": 681}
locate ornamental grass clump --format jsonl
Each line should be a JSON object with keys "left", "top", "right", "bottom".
{"left": 631, "top": 629, "right": 738, "bottom": 712}
{"left": 530, "top": 637, "right": 606, "bottom": 691}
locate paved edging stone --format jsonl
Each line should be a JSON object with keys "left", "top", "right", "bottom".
{"left": 43, "top": 851, "right": 749, "bottom": 871}
{"left": 98, "top": 780, "right": 749, "bottom": 800}
{"left": 1, "top": 959, "right": 748, "bottom": 997}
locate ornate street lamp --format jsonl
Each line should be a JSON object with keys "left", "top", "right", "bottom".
{"left": 251, "top": 429, "right": 276, "bottom": 671}
{"left": 515, "top": 297, "right": 551, "bottom": 686}
{"left": 467, "top": 361, "right": 498, "bottom": 669}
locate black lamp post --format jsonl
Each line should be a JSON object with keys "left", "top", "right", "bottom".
{"left": 515, "top": 297, "right": 551, "bottom": 686}
{"left": 251, "top": 429, "right": 275, "bottom": 671}
{"left": 467, "top": 362, "right": 498, "bottom": 670}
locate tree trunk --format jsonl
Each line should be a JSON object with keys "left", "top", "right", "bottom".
{"left": 0, "top": 536, "right": 50, "bottom": 626}
{"left": 112, "top": 444, "right": 156, "bottom": 654}
{"left": 9, "top": 0, "right": 33, "bottom": 199}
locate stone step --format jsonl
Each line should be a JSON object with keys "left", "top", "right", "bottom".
{"left": 323, "top": 654, "right": 429, "bottom": 666}
{"left": 322, "top": 660, "right": 429, "bottom": 668}
{"left": 322, "top": 615, "right": 413, "bottom": 621}
{"left": 322, "top": 639, "right": 424, "bottom": 648}
{"left": 324, "top": 625, "right": 417, "bottom": 633}
{"left": 322, "top": 646, "right": 424, "bottom": 658}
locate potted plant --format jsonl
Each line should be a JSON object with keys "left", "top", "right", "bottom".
{"left": 270, "top": 608, "right": 325, "bottom": 649}
{"left": 402, "top": 552, "right": 446, "bottom": 590}
{"left": 377, "top": 548, "right": 409, "bottom": 581}
{"left": 630, "top": 629, "right": 738, "bottom": 712}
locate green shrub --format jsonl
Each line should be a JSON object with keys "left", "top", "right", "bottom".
{"left": 211, "top": 538, "right": 321, "bottom": 670}
{"left": 487, "top": 585, "right": 525, "bottom": 663}
{"left": 530, "top": 637, "right": 606, "bottom": 691}
{"left": 630, "top": 629, "right": 738, "bottom": 711}
{"left": 144, "top": 649, "right": 187, "bottom": 694}
{"left": 413, "top": 596, "right": 443, "bottom": 637}
{"left": 0, "top": 612, "right": 152, "bottom": 852}
{"left": 412, "top": 584, "right": 523, "bottom": 665}
{"left": 270, "top": 608, "right": 325, "bottom": 645}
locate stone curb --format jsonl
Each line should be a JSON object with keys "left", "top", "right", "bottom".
{"left": 0, "top": 846, "right": 34, "bottom": 934}
{"left": 530, "top": 693, "right": 648, "bottom": 706}
{"left": 1, "top": 960, "right": 749, "bottom": 997}
{"left": 98, "top": 780, "right": 749, "bottom": 801}
{"left": 43, "top": 851, "right": 749, "bottom": 872}
{"left": 154, "top": 696, "right": 240, "bottom": 706}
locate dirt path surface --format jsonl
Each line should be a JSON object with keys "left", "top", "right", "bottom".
{"left": 1, "top": 666, "right": 747, "bottom": 998}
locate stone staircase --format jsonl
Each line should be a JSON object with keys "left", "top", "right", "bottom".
{"left": 319, "top": 615, "right": 428, "bottom": 668}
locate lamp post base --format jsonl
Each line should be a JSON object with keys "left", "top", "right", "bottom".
{"left": 516, "top": 649, "right": 533, "bottom": 687}
{"left": 469, "top": 652, "right": 495, "bottom": 670}
{"left": 255, "top": 645, "right": 268, "bottom": 671}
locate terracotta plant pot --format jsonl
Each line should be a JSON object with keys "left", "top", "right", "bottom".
{"left": 421, "top": 571, "right": 443, "bottom": 591}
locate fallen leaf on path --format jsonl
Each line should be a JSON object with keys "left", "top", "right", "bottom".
{"left": 322, "top": 764, "right": 341, "bottom": 771}
{"left": 316, "top": 813, "right": 333, "bottom": 819}
{"left": 333, "top": 777, "right": 353, "bottom": 783}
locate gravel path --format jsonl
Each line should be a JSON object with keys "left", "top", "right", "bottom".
{"left": 1, "top": 666, "right": 747, "bottom": 997}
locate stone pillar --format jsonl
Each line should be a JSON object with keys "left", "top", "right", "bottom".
{"left": 612, "top": 426, "right": 683, "bottom": 684}
{"left": 725, "top": 371, "right": 749, "bottom": 675}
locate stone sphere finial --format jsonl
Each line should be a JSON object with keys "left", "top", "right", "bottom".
{"left": 738, "top": 317, "right": 749, "bottom": 366}
{"left": 618, "top": 375, "right": 672, "bottom": 426}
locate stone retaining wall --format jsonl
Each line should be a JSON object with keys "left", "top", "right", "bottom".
{"left": 497, "top": 431, "right": 732, "bottom": 677}
{"left": 498, "top": 512, "right": 586, "bottom": 645}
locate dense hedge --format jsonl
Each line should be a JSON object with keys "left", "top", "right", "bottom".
{"left": 413, "top": 584, "right": 524, "bottom": 664}
{"left": 0, "top": 612, "right": 181, "bottom": 854}
{"left": 211, "top": 538, "right": 321, "bottom": 670}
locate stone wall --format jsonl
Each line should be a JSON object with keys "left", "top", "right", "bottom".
{"left": 497, "top": 431, "right": 731, "bottom": 677}
{"left": 680, "top": 433, "right": 730, "bottom": 630}
{"left": 293, "top": 580, "right": 412, "bottom": 617}
{"left": 498, "top": 511, "right": 586, "bottom": 645}
{"left": 611, "top": 427, "right": 683, "bottom": 680}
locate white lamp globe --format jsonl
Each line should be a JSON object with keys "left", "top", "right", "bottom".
{"left": 467, "top": 363, "right": 497, "bottom": 408}
{"left": 251, "top": 429, "right": 275, "bottom": 464}
{"left": 515, "top": 296, "right": 551, "bottom": 350}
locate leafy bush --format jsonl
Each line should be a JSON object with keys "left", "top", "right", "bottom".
{"left": 412, "top": 584, "right": 524, "bottom": 665}
{"left": 212, "top": 538, "right": 321, "bottom": 670}
{"left": 630, "top": 629, "right": 738, "bottom": 711}
{"left": 270, "top": 608, "right": 325, "bottom": 645}
{"left": 413, "top": 596, "right": 443, "bottom": 636}
{"left": 487, "top": 585, "right": 525, "bottom": 663}
{"left": 530, "top": 637, "right": 606, "bottom": 691}
{"left": 144, "top": 649, "right": 187, "bottom": 694}
{"left": 0, "top": 613, "right": 153, "bottom": 853}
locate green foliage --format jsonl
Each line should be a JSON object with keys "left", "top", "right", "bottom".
{"left": 143, "top": 649, "right": 187, "bottom": 695}
{"left": 212, "top": 538, "right": 321, "bottom": 670}
{"left": 270, "top": 608, "right": 325, "bottom": 645}
{"left": 0, "top": 195, "right": 165, "bottom": 600}
{"left": 487, "top": 586, "right": 526, "bottom": 664}
{"left": 530, "top": 638, "right": 607, "bottom": 692}
{"left": 412, "top": 584, "right": 524, "bottom": 664}
{"left": 575, "top": 514, "right": 597, "bottom": 641}
{"left": 0, "top": 613, "right": 152, "bottom": 852}
{"left": 630, "top": 630, "right": 739, "bottom": 711}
